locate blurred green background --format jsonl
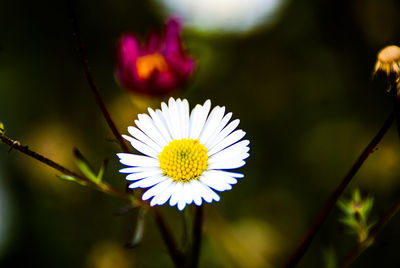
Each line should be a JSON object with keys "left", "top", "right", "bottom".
{"left": 2, "top": 0, "right": 400, "bottom": 267}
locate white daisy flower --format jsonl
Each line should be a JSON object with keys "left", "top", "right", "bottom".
{"left": 117, "top": 97, "right": 249, "bottom": 211}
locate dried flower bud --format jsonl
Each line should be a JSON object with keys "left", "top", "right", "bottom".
{"left": 374, "top": 45, "right": 400, "bottom": 79}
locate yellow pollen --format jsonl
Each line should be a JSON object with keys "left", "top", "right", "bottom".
{"left": 136, "top": 53, "right": 168, "bottom": 79}
{"left": 159, "top": 138, "right": 208, "bottom": 183}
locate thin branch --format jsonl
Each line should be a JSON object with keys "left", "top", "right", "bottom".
{"left": 1, "top": 133, "right": 184, "bottom": 268}
{"left": 68, "top": 2, "right": 130, "bottom": 153}
{"left": 339, "top": 197, "right": 400, "bottom": 267}
{"left": 0, "top": 134, "right": 128, "bottom": 199}
{"left": 284, "top": 112, "right": 395, "bottom": 268}
{"left": 153, "top": 207, "right": 186, "bottom": 268}
{"left": 190, "top": 206, "right": 204, "bottom": 268}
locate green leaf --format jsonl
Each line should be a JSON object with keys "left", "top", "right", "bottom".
{"left": 126, "top": 207, "right": 148, "bottom": 248}
{"left": 96, "top": 158, "right": 108, "bottom": 183}
{"left": 73, "top": 148, "right": 98, "bottom": 183}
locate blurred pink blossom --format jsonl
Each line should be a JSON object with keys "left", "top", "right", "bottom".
{"left": 116, "top": 18, "right": 195, "bottom": 96}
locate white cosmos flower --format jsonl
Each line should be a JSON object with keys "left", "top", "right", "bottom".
{"left": 117, "top": 97, "right": 249, "bottom": 211}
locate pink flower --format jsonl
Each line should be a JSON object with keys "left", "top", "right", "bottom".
{"left": 116, "top": 18, "right": 195, "bottom": 96}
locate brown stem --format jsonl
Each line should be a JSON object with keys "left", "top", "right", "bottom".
{"left": 0, "top": 134, "right": 128, "bottom": 199}
{"left": 153, "top": 207, "right": 185, "bottom": 268}
{"left": 190, "top": 206, "right": 204, "bottom": 268}
{"left": 339, "top": 197, "right": 400, "bottom": 267}
{"left": 68, "top": 1, "right": 130, "bottom": 153}
{"left": 284, "top": 112, "right": 395, "bottom": 268}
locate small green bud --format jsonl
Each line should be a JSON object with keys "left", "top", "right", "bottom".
{"left": 338, "top": 189, "right": 375, "bottom": 243}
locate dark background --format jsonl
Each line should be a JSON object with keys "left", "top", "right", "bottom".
{"left": 1, "top": 0, "right": 400, "bottom": 267}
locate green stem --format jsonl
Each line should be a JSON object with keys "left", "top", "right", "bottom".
{"left": 284, "top": 112, "right": 395, "bottom": 268}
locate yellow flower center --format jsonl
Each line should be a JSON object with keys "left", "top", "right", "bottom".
{"left": 136, "top": 53, "right": 168, "bottom": 79}
{"left": 159, "top": 138, "right": 208, "bottom": 183}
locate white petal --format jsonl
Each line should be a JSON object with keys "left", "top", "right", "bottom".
{"left": 142, "top": 179, "right": 172, "bottom": 200}
{"left": 136, "top": 114, "right": 168, "bottom": 147}
{"left": 150, "top": 181, "right": 175, "bottom": 206}
{"left": 199, "top": 106, "right": 225, "bottom": 145}
{"left": 119, "top": 166, "right": 157, "bottom": 173}
{"left": 122, "top": 135, "right": 159, "bottom": 158}
{"left": 177, "top": 196, "right": 186, "bottom": 211}
{"left": 195, "top": 181, "right": 220, "bottom": 203}
{"left": 168, "top": 98, "right": 181, "bottom": 139}
{"left": 189, "top": 105, "right": 201, "bottom": 139}
{"left": 200, "top": 173, "right": 232, "bottom": 191}
{"left": 206, "top": 116, "right": 237, "bottom": 149}
{"left": 203, "top": 170, "right": 238, "bottom": 185}
{"left": 207, "top": 169, "right": 244, "bottom": 179}
{"left": 117, "top": 153, "right": 159, "bottom": 167}
{"left": 169, "top": 182, "right": 183, "bottom": 206}
{"left": 161, "top": 101, "right": 179, "bottom": 140}
{"left": 189, "top": 100, "right": 211, "bottom": 139}
{"left": 204, "top": 112, "right": 232, "bottom": 148}
{"left": 208, "top": 160, "right": 246, "bottom": 170}
{"left": 175, "top": 99, "right": 185, "bottom": 139}
{"left": 201, "top": 183, "right": 221, "bottom": 202}
{"left": 127, "top": 126, "right": 162, "bottom": 153}
{"left": 209, "top": 140, "right": 250, "bottom": 163}
{"left": 183, "top": 182, "right": 193, "bottom": 205}
{"left": 208, "top": 129, "right": 246, "bottom": 156}
{"left": 156, "top": 183, "right": 176, "bottom": 205}
{"left": 126, "top": 169, "right": 163, "bottom": 181}
{"left": 181, "top": 99, "right": 190, "bottom": 138}
{"left": 148, "top": 108, "right": 172, "bottom": 143}
{"left": 190, "top": 180, "right": 203, "bottom": 206}
{"left": 129, "top": 176, "right": 167, "bottom": 188}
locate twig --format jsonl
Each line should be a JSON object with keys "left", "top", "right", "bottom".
{"left": 284, "top": 112, "right": 395, "bottom": 268}
{"left": 339, "top": 197, "right": 400, "bottom": 267}
{"left": 0, "top": 134, "right": 128, "bottom": 199}
{"left": 68, "top": 1, "right": 130, "bottom": 153}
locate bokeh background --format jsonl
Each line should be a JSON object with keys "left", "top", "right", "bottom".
{"left": 2, "top": 0, "right": 400, "bottom": 267}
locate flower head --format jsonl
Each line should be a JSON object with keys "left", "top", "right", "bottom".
{"left": 117, "top": 98, "right": 249, "bottom": 210}
{"left": 116, "top": 18, "right": 195, "bottom": 96}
